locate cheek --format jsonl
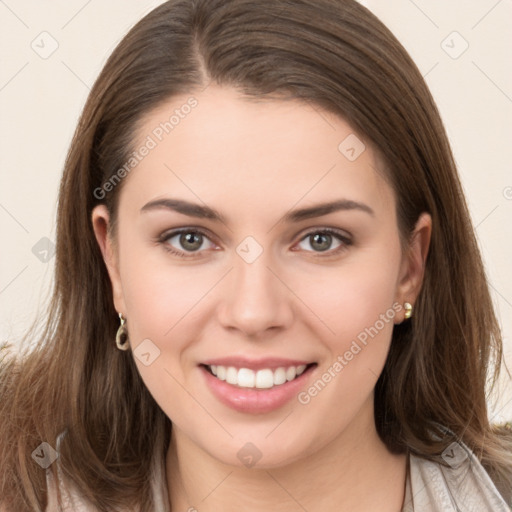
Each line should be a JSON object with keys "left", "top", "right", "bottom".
{"left": 291, "top": 245, "right": 402, "bottom": 437}
{"left": 331, "top": 268, "right": 398, "bottom": 355}
{"left": 117, "top": 242, "right": 221, "bottom": 418}
{"left": 118, "top": 249, "right": 209, "bottom": 427}
{"left": 296, "top": 246, "right": 401, "bottom": 354}
{"left": 118, "top": 237, "right": 212, "bottom": 340}
{"left": 119, "top": 226, "right": 402, "bottom": 359}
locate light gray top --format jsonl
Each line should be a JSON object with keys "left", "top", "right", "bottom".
{"left": 46, "top": 431, "right": 510, "bottom": 512}
{"left": 402, "top": 439, "right": 510, "bottom": 511}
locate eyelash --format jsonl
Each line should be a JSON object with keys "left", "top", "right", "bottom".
{"left": 157, "top": 227, "right": 353, "bottom": 259}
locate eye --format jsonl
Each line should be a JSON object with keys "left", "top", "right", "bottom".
{"left": 294, "top": 228, "right": 352, "bottom": 255}
{"left": 158, "top": 227, "right": 352, "bottom": 259}
{"left": 159, "top": 229, "right": 217, "bottom": 258}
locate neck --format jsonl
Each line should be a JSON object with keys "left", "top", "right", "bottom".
{"left": 166, "top": 399, "right": 407, "bottom": 512}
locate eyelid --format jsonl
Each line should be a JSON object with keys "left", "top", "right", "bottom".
{"left": 158, "top": 226, "right": 216, "bottom": 242}
{"left": 298, "top": 226, "right": 352, "bottom": 242}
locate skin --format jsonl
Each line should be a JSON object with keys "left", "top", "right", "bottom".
{"left": 92, "top": 85, "right": 431, "bottom": 511}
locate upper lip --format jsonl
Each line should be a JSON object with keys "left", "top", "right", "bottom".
{"left": 201, "top": 357, "right": 315, "bottom": 371}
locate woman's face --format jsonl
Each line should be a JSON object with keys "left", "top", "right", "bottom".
{"left": 93, "top": 85, "right": 430, "bottom": 468}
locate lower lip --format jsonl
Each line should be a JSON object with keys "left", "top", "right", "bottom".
{"left": 200, "top": 365, "right": 316, "bottom": 414}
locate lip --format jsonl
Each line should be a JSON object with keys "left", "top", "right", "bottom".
{"left": 200, "top": 362, "right": 317, "bottom": 414}
{"left": 201, "top": 357, "right": 313, "bottom": 371}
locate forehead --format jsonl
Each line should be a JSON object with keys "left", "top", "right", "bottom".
{"left": 120, "top": 85, "right": 394, "bottom": 223}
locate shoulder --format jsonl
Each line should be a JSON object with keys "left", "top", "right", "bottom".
{"left": 45, "top": 429, "right": 171, "bottom": 512}
{"left": 404, "top": 439, "right": 510, "bottom": 511}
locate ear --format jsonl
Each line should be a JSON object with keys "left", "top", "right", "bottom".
{"left": 91, "top": 205, "right": 126, "bottom": 315}
{"left": 395, "top": 212, "right": 432, "bottom": 323}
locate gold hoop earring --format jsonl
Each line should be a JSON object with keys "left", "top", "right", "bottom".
{"left": 404, "top": 302, "right": 413, "bottom": 320}
{"left": 115, "top": 313, "right": 130, "bottom": 351}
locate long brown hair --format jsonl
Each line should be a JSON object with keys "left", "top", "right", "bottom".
{"left": 1, "top": 0, "right": 511, "bottom": 510}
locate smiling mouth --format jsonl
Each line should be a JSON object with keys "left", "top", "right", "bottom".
{"left": 201, "top": 363, "right": 317, "bottom": 390}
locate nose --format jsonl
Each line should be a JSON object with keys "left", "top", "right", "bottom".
{"left": 216, "top": 250, "right": 294, "bottom": 338}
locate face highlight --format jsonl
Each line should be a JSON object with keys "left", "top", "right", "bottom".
{"left": 92, "top": 85, "right": 429, "bottom": 469}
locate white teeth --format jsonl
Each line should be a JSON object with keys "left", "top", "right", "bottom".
{"left": 207, "top": 364, "right": 310, "bottom": 389}
{"left": 238, "top": 368, "right": 255, "bottom": 388}
{"left": 255, "top": 369, "right": 274, "bottom": 389}
{"left": 226, "top": 367, "right": 238, "bottom": 385}
{"left": 286, "top": 366, "right": 297, "bottom": 381}
{"left": 216, "top": 366, "right": 226, "bottom": 380}
{"left": 273, "top": 367, "right": 287, "bottom": 385}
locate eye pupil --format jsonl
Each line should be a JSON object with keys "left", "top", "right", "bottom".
{"left": 181, "top": 232, "right": 202, "bottom": 251}
{"left": 310, "top": 233, "right": 331, "bottom": 252}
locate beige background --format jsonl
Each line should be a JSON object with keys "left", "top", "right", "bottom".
{"left": 1, "top": 0, "right": 511, "bottom": 422}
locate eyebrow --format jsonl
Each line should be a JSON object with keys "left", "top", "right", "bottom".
{"left": 140, "top": 198, "right": 374, "bottom": 224}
